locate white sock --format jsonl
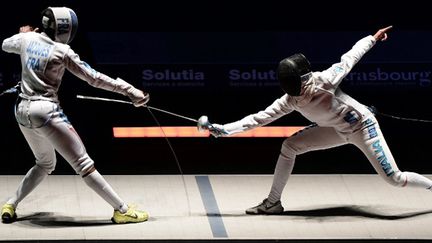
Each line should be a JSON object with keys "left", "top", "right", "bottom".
{"left": 403, "top": 171, "right": 432, "bottom": 189}
{"left": 7, "top": 165, "right": 48, "bottom": 207}
{"left": 268, "top": 153, "right": 295, "bottom": 204}
{"left": 83, "top": 170, "right": 128, "bottom": 213}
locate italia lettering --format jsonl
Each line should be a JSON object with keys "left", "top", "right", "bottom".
{"left": 229, "top": 69, "right": 276, "bottom": 80}
{"left": 142, "top": 69, "right": 204, "bottom": 80}
{"left": 372, "top": 140, "right": 394, "bottom": 176}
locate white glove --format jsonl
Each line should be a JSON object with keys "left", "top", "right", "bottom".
{"left": 208, "top": 123, "right": 228, "bottom": 138}
{"left": 127, "top": 87, "right": 150, "bottom": 107}
{"left": 115, "top": 77, "right": 150, "bottom": 107}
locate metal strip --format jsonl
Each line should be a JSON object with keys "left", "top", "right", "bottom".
{"left": 195, "top": 176, "right": 228, "bottom": 238}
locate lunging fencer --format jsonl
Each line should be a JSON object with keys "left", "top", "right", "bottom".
{"left": 203, "top": 26, "right": 432, "bottom": 214}
{"left": 1, "top": 7, "right": 150, "bottom": 223}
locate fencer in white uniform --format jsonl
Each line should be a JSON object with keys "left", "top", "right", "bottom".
{"left": 1, "top": 7, "right": 149, "bottom": 223}
{"left": 207, "top": 26, "right": 432, "bottom": 214}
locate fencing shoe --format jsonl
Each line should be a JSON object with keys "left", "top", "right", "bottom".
{"left": 111, "top": 204, "right": 148, "bottom": 224}
{"left": 1, "top": 204, "right": 17, "bottom": 223}
{"left": 245, "top": 198, "right": 284, "bottom": 215}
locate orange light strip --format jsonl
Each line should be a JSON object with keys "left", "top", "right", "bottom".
{"left": 113, "top": 126, "right": 305, "bottom": 138}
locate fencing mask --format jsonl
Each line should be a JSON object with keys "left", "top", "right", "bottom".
{"left": 277, "top": 53, "right": 312, "bottom": 96}
{"left": 41, "top": 7, "right": 78, "bottom": 44}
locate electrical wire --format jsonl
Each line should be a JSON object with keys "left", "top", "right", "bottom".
{"left": 146, "top": 107, "right": 192, "bottom": 216}
{"left": 370, "top": 105, "right": 432, "bottom": 123}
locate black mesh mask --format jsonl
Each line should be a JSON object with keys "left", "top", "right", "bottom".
{"left": 277, "top": 53, "right": 312, "bottom": 96}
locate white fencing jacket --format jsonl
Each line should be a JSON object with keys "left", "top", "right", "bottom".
{"left": 223, "top": 35, "right": 377, "bottom": 135}
{"left": 2, "top": 31, "right": 134, "bottom": 103}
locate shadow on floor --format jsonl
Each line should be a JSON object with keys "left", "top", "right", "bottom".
{"left": 281, "top": 205, "right": 432, "bottom": 220}
{"left": 15, "top": 212, "right": 113, "bottom": 228}
{"left": 217, "top": 205, "right": 432, "bottom": 220}
{"left": 13, "top": 204, "right": 432, "bottom": 228}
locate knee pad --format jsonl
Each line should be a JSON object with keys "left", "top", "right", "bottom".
{"left": 73, "top": 154, "right": 95, "bottom": 176}
{"left": 386, "top": 171, "right": 408, "bottom": 187}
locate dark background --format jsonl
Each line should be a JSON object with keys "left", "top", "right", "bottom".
{"left": 0, "top": 0, "right": 431, "bottom": 175}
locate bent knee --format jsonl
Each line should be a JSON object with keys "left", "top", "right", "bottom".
{"left": 281, "top": 138, "right": 299, "bottom": 158}
{"left": 72, "top": 154, "right": 95, "bottom": 176}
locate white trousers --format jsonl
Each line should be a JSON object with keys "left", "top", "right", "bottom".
{"left": 8, "top": 98, "right": 126, "bottom": 211}
{"left": 15, "top": 98, "right": 94, "bottom": 175}
{"left": 268, "top": 115, "right": 432, "bottom": 203}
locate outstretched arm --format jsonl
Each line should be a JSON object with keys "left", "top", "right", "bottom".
{"left": 210, "top": 94, "right": 294, "bottom": 137}
{"left": 64, "top": 48, "right": 149, "bottom": 106}
{"left": 322, "top": 26, "right": 393, "bottom": 88}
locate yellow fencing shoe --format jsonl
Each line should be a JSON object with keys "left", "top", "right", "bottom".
{"left": 1, "top": 204, "right": 17, "bottom": 223}
{"left": 111, "top": 204, "right": 148, "bottom": 224}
